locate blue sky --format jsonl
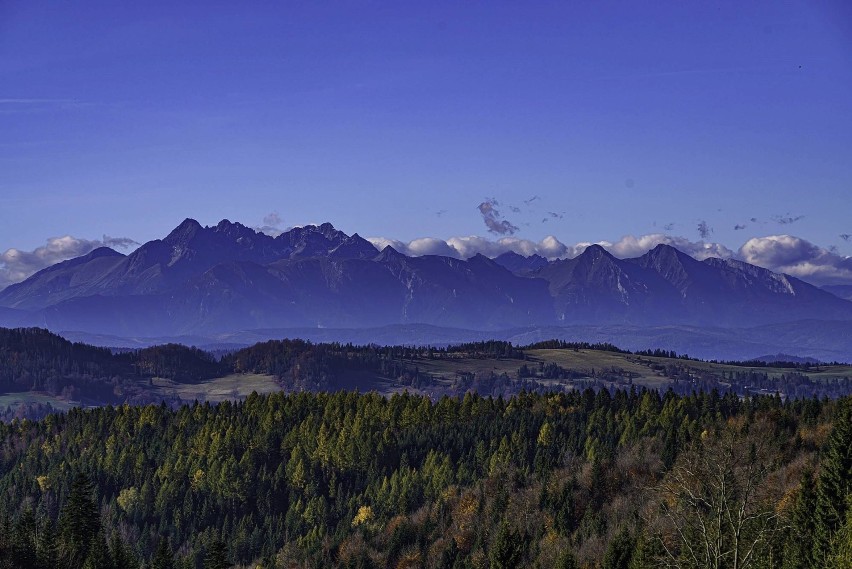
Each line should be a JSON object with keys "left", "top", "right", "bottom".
{"left": 2, "top": 1, "right": 852, "bottom": 285}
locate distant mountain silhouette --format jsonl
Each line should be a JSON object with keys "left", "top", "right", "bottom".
{"left": 823, "top": 284, "right": 852, "bottom": 302}
{"left": 1, "top": 219, "right": 851, "bottom": 337}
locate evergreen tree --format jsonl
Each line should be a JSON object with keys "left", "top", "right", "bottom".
{"left": 489, "top": 522, "right": 526, "bottom": 569}
{"left": 58, "top": 472, "right": 102, "bottom": 569}
{"left": 555, "top": 549, "right": 579, "bottom": 569}
{"left": 602, "top": 527, "right": 634, "bottom": 569}
{"left": 152, "top": 537, "right": 175, "bottom": 569}
{"left": 12, "top": 509, "right": 38, "bottom": 569}
{"left": 812, "top": 401, "right": 852, "bottom": 564}
{"left": 36, "top": 517, "right": 58, "bottom": 569}
{"left": 109, "top": 532, "right": 136, "bottom": 569}
{"left": 204, "top": 538, "right": 229, "bottom": 569}
{"left": 438, "top": 538, "right": 458, "bottom": 569}
{"left": 81, "top": 532, "right": 111, "bottom": 569}
{"left": 825, "top": 497, "right": 852, "bottom": 569}
{"left": 782, "top": 470, "right": 816, "bottom": 569}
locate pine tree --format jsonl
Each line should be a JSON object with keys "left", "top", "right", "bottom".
{"left": 58, "top": 472, "right": 102, "bottom": 568}
{"left": 438, "top": 537, "right": 459, "bottom": 569}
{"left": 82, "top": 531, "right": 111, "bottom": 569}
{"left": 812, "top": 400, "right": 852, "bottom": 564}
{"left": 12, "top": 509, "right": 38, "bottom": 569}
{"left": 489, "top": 522, "right": 526, "bottom": 569}
{"left": 152, "top": 536, "right": 175, "bottom": 569}
{"left": 35, "top": 517, "right": 57, "bottom": 569}
{"left": 602, "top": 527, "right": 634, "bottom": 569}
{"left": 555, "top": 549, "right": 579, "bottom": 569}
{"left": 825, "top": 497, "right": 852, "bottom": 569}
{"left": 109, "top": 532, "right": 136, "bottom": 569}
{"left": 204, "top": 538, "right": 229, "bottom": 569}
{"left": 782, "top": 470, "right": 816, "bottom": 569}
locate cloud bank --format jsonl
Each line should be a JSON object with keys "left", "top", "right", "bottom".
{"left": 1, "top": 235, "right": 137, "bottom": 290}
{"left": 368, "top": 232, "right": 852, "bottom": 286}
{"left": 739, "top": 235, "right": 852, "bottom": 286}
{"left": 368, "top": 233, "right": 735, "bottom": 264}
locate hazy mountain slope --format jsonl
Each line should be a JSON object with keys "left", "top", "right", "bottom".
{"left": 823, "top": 284, "right": 852, "bottom": 301}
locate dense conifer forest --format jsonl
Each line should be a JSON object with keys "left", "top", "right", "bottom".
{"left": 0, "top": 389, "right": 849, "bottom": 568}
{"left": 1, "top": 327, "right": 851, "bottom": 567}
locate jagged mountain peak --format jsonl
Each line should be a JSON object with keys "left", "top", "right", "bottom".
{"left": 375, "top": 245, "right": 408, "bottom": 265}
{"left": 646, "top": 243, "right": 687, "bottom": 260}
{"left": 79, "top": 246, "right": 125, "bottom": 261}
{"left": 493, "top": 251, "right": 549, "bottom": 275}
{"left": 578, "top": 244, "right": 615, "bottom": 262}
{"left": 165, "top": 218, "right": 203, "bottom": 242}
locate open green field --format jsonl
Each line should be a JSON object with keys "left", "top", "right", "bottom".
{"left": 0, "top": 392, "right": 80, "bottom": 412}
{"left": 403, "top": 348, "right": 852, "bottom": 393}
{"left": 1, "top": 374, "right": 283, "bottom": 414}
{"left": 529, "top": 349, "right": 852, "bottom": 385}
{"left": 150, "top": 373, "right": 281, "bottom": 403}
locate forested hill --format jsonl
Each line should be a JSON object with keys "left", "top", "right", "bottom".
{"left": 3, "top": 328, "right": 852, "bottom": 423}
{"left": 0, "top": 390, "right": 849, "bottom": 568}
{"left": 0, "top": 328, "right": 224, "bottom": 399}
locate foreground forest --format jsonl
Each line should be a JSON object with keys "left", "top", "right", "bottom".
{"left": 0, "top": 389, "right": 850, "bottom": 568}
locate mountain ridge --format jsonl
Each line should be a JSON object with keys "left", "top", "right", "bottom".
{"left": 1, "top": 219, "right": 851, "bottom": 340}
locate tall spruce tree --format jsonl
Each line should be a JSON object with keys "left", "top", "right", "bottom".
{"left": 812, "top": 400, "right": 852, "bottom": 564}
{"left": 151, "top": 537, "right": 175, "bottom": 569}
{"left": 36, "top": 517, "right": 58, "bottom": 569}
{"left": 204, "top": 538, "right": 229, "bottom": 569}
{"left": 58, "top": 472, "right": 102, "bottom": 569}
{"left": 783, "top": 470, "right": 816, "bottom": 569}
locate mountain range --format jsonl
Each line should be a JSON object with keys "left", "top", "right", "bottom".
{"left": 1, "top": 218, "right": 851, "bottom": 360}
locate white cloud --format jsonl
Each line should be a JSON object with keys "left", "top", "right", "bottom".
{"left": 254, "top": 211, "right": 285, "bottom": 236}
{"left": 595, "top": 234, "right": 735, "bottom": 260}
{"left": 367, "top": 237, "right": 409, "bottom": 254}
{"left": 368, "top": 233, "right": 734, "bottom": 263}
{"left": 739, "top": 235, "right": 852, "bottom": 286}
{"left": 355, "top": 232, "right": 852, "bottom": 286}
{"left": 0, "top": 235, "right": 136, "bottom": 290}
{"left": 406, "top": 237, "right": 458, "bottom": 257}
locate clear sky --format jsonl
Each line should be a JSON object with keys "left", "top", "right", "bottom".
{"left": 2, "top": 1, "right": 852, "bottom": 285}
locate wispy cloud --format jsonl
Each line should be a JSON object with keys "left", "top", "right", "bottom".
{"left": 254, "top": 212, "right": 285, "bottom": 236}
{"left": 0, "top": 98, "right": 86, "bottom": 115}
{"left": 697, "top": 220, "right": 713, "bottom": 239}
{"left": 1, "top": 234, "right": 137, "bottom": 290}
{"left": 478, "top": 198, "right": 519, "bottom": 235}
{"left": 734, "top": 224, "right": 747, "bottom": 230}
{"left": 771, "top": 213, "right": 805, "bottom": 225}
{"left": 0, "top": 98, "right": 76, "bottom": 104}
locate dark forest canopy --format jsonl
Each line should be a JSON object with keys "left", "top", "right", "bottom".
{"left": 0, "top": 390, "right": 849, "bottom": 568}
